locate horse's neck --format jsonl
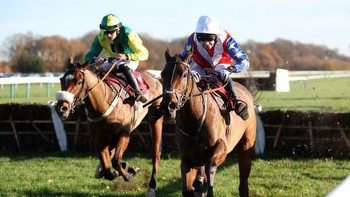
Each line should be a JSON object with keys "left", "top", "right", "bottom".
{"left": 177, "top": 85, "right": 205, "bottom": 125}
{"left": 84, "top": 71, "right": 113, "bottom": 114}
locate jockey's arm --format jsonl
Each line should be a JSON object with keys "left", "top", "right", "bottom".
{"left": 225, "top": 37, "right": 250, "bottom": 73}
{"left": 85, "top": 37, "right": 103, "bottom": 62}
{"left": 181, "top": 36, "right": 194, "bottom": 64}
{"left": 127, "top": 31, "right": 149, "bottom": 61}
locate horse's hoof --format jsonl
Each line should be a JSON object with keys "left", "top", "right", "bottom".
{"left": 95, "top": 172, "right": 103, "bottom": 179}
{"left": 122, "top": 167, "right": 140, "bottom": 181}
{"left": 146, "top": 188, "right": 156, "bottom": 197}
{"left": 128, "top": 167, "right": 140, "bottom": 176}
{"left": 95, "top": 165, "right": 103, "bottom": 179}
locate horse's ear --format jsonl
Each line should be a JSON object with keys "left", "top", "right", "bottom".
{"left": 67, "top": 57, "right": 74, "bottom": 69}
{"left": 165, "top": 48, "right": 171, "bottom": 63}
{"left": 69, "top": 57, "right": 74, "bottom": 64}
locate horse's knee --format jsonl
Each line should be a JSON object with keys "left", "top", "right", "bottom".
{"left": 210, "top": 139, "right": 227, "bottom": 166}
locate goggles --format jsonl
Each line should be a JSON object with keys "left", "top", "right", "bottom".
{"left": 197, "top": 34, "right": 217, "bottom": 42}
{"left": 104, "top": 30, "right": 116, "bottom": 35}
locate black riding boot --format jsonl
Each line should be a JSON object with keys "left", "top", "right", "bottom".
{"left": 119, "top": 64, "right": 147, "bottom": 103}
{"left": 225, "top": 79, "right": 249, "bottom": 120}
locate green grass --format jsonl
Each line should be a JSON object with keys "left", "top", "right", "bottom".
{"left": 0, "top": 83, "right": 60, "bottom": 104}
{"left": 0, "top": 151, "right": 348, "bottom": 197}
{"left": 255, "top": 77, "right": 350, "bottom": 112}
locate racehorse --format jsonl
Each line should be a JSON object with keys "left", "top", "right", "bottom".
{"left": 55, "top": 57, "right": 163, "bottom": 196}
{"left": 160, "top": 49, "right": 256, "bottom": 197}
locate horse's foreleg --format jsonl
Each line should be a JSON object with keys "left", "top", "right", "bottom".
{"left": 113, "top": 133, "right": 131, "bottom": 181}
{"left": 193, "top": 166, "right": 207, "bottom": 197}
{"left": 206, "top": 139, "right": 227, "bottom": 197}
{"left": 147, "top": 112, "right": 164, "bottom": 193}
{"left": 98, "top": 146, "right": 118, "bottom": 180}
{"left": 95, "top": 147, "right": 116, "bottom": 178}
{"left": 236, "top": 134, "right": 255, "bottom": 197}
{"left": 181, "top": 160, "right": 198, "bottom": 197}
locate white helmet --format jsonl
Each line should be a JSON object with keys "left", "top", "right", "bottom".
{"left": 195, "top": 15, "right": 220, "bottom": 35}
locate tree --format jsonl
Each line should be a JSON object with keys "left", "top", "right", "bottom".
{"left": 13, "top": 52, "right": 44, "bottom": 72}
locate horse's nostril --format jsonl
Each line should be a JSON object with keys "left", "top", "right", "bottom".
{"left": 60, "top": 106, "right": 68, "bottom": 112}
{"left": 168, "top": 102, "right": 176, "bottom": 110}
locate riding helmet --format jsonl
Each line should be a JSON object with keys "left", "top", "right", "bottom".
{"left": 99, "top": 14, "right": 122, "bottom": 31}
{"left": 195, "top": 15, "right": 220, "bottom": 35}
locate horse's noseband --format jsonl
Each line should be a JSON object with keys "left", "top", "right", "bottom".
{"left": 58, "top": 68, "right": 88, "bottom": 113}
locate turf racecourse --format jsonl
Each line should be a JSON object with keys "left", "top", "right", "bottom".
{"left": 0, "top": 77, "right": 349, "bottom": 196}
{"left": 0, "top": 151, "right": 349, "bottom": 197}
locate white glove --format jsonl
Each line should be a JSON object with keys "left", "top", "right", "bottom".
{"left": 191, "top": 70, "right": 201, "bottom": 83}
{"left": 219, "top": 69, "right": 230, "bottom": 82}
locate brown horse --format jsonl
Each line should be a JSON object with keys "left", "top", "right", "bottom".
{"left": 55, "top": 58, "right": 163, "bottom": 196}
{"left": 160, "top": 50, "right": 256, "bottom": 197}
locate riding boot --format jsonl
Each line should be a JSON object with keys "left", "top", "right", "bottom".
{"left": 119, "top": 64, "right": 147, "bottom": 103}
{"left": 225, "top": 79, "right": 249, "bottom": 120}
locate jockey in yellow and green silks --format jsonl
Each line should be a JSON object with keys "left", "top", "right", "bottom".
{"left": 85, "top": 13, "right": 148, "bottom": 103}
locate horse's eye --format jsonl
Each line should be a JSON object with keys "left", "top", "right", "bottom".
{"left": 182, "top": 72, "right": 188, "bottom": 78}
{"left": 77, "top": 80, "right": 83, "bottom": 85}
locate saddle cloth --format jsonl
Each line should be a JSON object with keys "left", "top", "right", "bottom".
{"left": 197, "top": 81, "right": 235, "bottom": 113}
{"left": 104, "top": 71, "right": 149, "bottom": 104}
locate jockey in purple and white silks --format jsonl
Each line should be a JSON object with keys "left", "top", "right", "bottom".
{"left": 181, "top": 15, "right": 250, "bottom": 120}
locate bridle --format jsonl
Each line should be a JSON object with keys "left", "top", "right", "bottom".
{"left": 164, "top": 58, "right": 224, "bottom": 109}
{"left": 164, "top": 59, "right": 197, "bottom": 109}
{"left": 60, "top": 61, "right": 117, "bottom": 113}
{"left": 59, "top": 68, "right": 93, "bottom": 112}
{"left": 164, "top": 58, "right": 208, "bottom": 139}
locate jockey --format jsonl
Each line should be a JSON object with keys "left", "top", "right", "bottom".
{"left": 85, "top": 13, "right": 148, "bottom": 103}
{"left": 181, "top": 15, "right": 250, "bottom": 120}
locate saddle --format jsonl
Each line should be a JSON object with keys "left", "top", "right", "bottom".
{"left": 197, "top": 81, "right": 235, "bottom": 125}
{"left": 104, "top": 71, "right": 149, "bottom": 105}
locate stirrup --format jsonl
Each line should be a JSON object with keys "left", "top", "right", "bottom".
{"left": 135, "top": 92, "right": 147, "bottom": 103}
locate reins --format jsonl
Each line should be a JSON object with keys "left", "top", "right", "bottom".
{"left": 83, "top": 61, "right": 118, "bottom": 99}
{"left": 166, "top": 59, "right": 227, "bottom": 100}
{"left": 68, "top": 61, "right": 119, "bottom": 120}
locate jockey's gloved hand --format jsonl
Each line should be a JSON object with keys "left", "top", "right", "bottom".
{"left": 191, "top": 70, "right": 201, "bottom": 83}
{"left": 94, "top": 57, "right": 105, "bottom": 65}
{"left": 219, "top": 69, "right": 230, "bottom": 82}
{"left": 227, "top": 65, "right": 238, "bottom": 73}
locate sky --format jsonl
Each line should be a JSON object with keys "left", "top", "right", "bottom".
{"left": 1, "top": 0, "right": 350, "bottom": 58}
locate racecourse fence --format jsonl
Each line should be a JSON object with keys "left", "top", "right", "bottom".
{"left": 0, "top": 103, "right": 349, "bottom": 158}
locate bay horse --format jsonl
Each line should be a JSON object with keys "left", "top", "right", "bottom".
{"left": 161, "top": 50, "right": 256, "bottom": 197}
{"left": 55, "top": 58, "right": 163, "bottom": 196}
